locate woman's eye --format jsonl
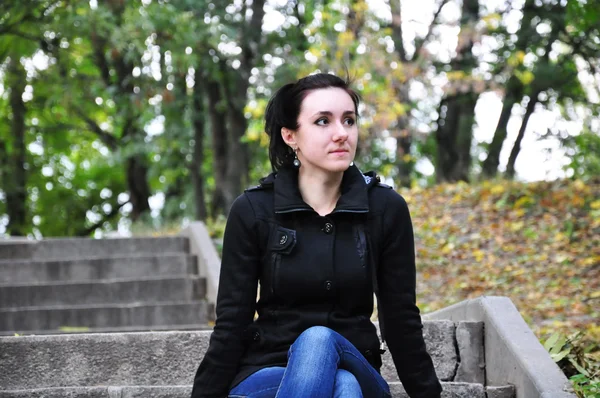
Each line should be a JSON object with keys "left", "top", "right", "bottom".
{"left": 344, "top": 118, "right": 355, "bottom": 126}
{"left": 316, "top": 118, "right": 328, "bottom": 126}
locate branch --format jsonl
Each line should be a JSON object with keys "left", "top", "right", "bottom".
{"left": 389, "top": 0, "right": 407, "bottom": 62}
{"left": 239, "top": 0, "right": 265, "bottom": 76}
{"left": 73, "top": 106, "right": 119, "bottom": 150}
{"left": 0, "top": 30, "right": 40, "bottom": 41}
{"left": 413, "top": 0, "right": 450, "bottom": 61}
{"left": 119, "top": 115, "right": 135, "bottom": 141}
{"left": 90, "top": 23, "right": 112, "bottom": 86}
{"left": 76, "top": 199, "right": 130, "bottom": 236}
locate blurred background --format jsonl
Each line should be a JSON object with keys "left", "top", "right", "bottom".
{"left": 1, "top": 1, "right": 599, "bottom": 388}
{"left": 0, "top": 0, "right": 598, "bottom": 238}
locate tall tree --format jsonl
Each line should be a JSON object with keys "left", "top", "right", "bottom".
{"left": 481, "top": 0, "right": 536, "bottom": 178}
{"left": 390, "top": 0, "right": 450, "bottom": 186}
{"left": 3, "top": 56, "right": 28, "bottom": 235}
{"left": 434, "top": 0, "right": 480, "bottom": 183}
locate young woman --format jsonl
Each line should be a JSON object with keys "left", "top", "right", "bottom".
{"left": 191, "top": 73, "right": 442, "bottom": 398}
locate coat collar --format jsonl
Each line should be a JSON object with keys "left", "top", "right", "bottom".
{"left": 271, "top": 164, "right": 371, "bottom": 214}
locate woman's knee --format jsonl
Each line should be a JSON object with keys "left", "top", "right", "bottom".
{"left": 334, "top": 369, "right": 362, "bottom": 397}
{"left": 295, "top": 326, "right": 335, "bottom": 345}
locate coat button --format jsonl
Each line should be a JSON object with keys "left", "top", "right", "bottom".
{"left": 253, "top": 331, "right": 260, "bottom": 341}
{"left": 279, "top": 234, "right": 288, "bottom": 245}
{"left": 323, "top": 222, "right": 334, "bottom": 234}
{"left": 325, "top": 280, "right": 333, "bottom": 291}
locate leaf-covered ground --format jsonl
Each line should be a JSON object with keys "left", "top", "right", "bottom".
{"left": 400, "top": 177, "right": 600, "bottom": 347}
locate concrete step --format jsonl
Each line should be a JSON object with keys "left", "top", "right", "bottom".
{"left": 0, "top": 301, "right": 210, "bottom": 333}
{"left": 0, "top": 276, "right": 206, "bottom": 308}
{"left": 0, "top": 321, "right": 464, "bottom": 391}
{"left": 0, "top": 237, "right": 189, "bottom": 261}
{"left": 0, "top": 253, "right": 196, "bottom": 284}
{"left": 0, "top": 323, "right": 212, "bottom": 336}
{"left": 0, "top": 382, "right": 505, "bottom": 398}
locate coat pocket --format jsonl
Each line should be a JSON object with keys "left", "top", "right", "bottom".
{"left": 271, "top": 226, "right": 297, "bottom": 255}
{"left": 269, "top": 226, "right": 297, "bottom": 296}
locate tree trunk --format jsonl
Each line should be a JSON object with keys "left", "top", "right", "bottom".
{"left": 389, "top": 0, "right": 449, "bottom": 186}
{"left": 191, "top": 67, "right": 208, "bottom": 221}
{"left": 389, "top": 0, "right": 407, "bottom": 62}
{"left": 205, "top": 76, "right": 228, "bottom": 217}
{"left": 389, "top": 1, "right": 412, "bottom": 188}
{"left": 126, "top": 154, "right": 151, "bottom": 221}
{"left": 434, "top": 0, "right": 479, "bottom": 183}
{"left": 481, "top": 76, "right": 523, "bottom": 178}
{"left": 224, "top": 92, "right": 247, "bottom": 209}
{"left": 5, "top": 56, "right": 28, "bottom": 236}
{"left": 218, "top": 0, "right": 265, "bottom": 212}
{"left": 506, "top": 92, "right": 539, "bottom": 179}
{"left": 394, "top": 86, "right": 413, "bottom": 187}
{"left": 481, "top": 0, "right": 536, "bottom": 178}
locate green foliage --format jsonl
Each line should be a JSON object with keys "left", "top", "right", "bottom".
{"left": 544, "top": 332, "right": 600, "bottom": 398}
{"left": 1, "top": 0, "right": 600, "bottom": 237}
{"left": 561, "top": 131, "right": 600, "bottom": 181}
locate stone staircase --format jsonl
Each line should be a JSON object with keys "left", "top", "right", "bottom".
{"left": 0, "top": 321, "right": 514, "bottom": 398}
{"left": 0, "top": 236, "right": 213, "bottom": 335}
{"left": 0, "top": 225, "right": 576, "bottom": 397}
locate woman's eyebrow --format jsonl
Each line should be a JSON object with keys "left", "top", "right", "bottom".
{"left": 310, "top": 110, "right": 356, "bottom": 118}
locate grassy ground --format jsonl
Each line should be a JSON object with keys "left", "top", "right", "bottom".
{"left": 401, "top": 177, "right": 599, "bottom": 349}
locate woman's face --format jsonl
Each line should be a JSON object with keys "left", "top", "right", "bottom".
{"left": 283, "top": 87, "right": 358, "bottom": 175}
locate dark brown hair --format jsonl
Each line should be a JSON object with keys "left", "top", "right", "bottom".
{"left": 264, "top": 73, "right": 360, "bottom": 171}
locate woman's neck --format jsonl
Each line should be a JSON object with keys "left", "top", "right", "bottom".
{"left": 297, "top": 167, "right": 344, "bottom": 217}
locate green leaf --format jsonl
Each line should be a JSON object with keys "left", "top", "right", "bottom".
{"left": 544, "top": 332, "right": 561, "bottom": 351}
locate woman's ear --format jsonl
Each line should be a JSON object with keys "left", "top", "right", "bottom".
{"left": 281, "top": 127, "right": 296, "bottom": 148}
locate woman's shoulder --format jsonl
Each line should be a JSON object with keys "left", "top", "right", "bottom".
{"left": 364, "top": 171, "right": 408, "bottom": 211}
{"left": 229, "top": 173, "right": 277, "bottom": 220}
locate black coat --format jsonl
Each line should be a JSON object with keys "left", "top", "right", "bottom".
{"left": 191, "top": 165, "right": 442, "bottom": 398}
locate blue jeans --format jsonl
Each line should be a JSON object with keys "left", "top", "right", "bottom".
{"left": 229, "top": 326, "right": 391, "bottom": 398}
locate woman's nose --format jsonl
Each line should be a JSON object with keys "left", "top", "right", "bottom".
{"left": 333, "top": 122, "right": 349, "bottom": 140}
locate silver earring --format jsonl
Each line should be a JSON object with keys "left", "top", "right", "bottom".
{"left": 293, "top": 148, "right": 301, "bottom": 168}
{"left": 349, "top": 161, "right": 354, "bottom": 167}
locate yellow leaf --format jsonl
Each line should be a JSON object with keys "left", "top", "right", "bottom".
{"left": 490, "top": 184, "right": 505, "bottom": 195}
{"left": 573, "top": 179, "right": 586, "bottom": 191}
{"left": 514, "top": 196, "right": 534, "bottom": 208}
{"left": 473, "top": 249, "right": 485, "bottom": 262}
{"left": 337, "top": 31, "right": 355, "bottom": 47}
{"left": 590, "top": 200, "right": 600, "bottom": 210}
{"left": 514, "top": 208, "right": 526, "bottom": 217}
{"left": 510, "top": 221, "right": 524, "bottom": 231}
{"left": 515, "top": 70, "right": 535, "bottom": 85}
{"left": 446, "top": 70, "right": 466, "bottom": 81}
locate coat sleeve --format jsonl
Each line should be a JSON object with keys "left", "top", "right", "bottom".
{"left": 378, "top": 192, "right": 442, "bottom": 398}
{"left": 191, "top": 194, "right": 260, "bottom": 398}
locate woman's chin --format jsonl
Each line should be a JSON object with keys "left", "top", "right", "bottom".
{"left": 325, "top": 161, "right": 353, "bottom": 173}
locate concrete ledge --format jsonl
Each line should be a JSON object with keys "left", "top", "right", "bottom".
{"left": 0, "top": 237, "right": 189, "bottom": 261}
{"left": 0, "top": 276, "right": 206, "bottom": 308}
{"left": 0, "top": 321, "right": 461, "bottom": 390}
{"left": 380, "top": 320, "right": 457, "bottom": 382}
{"left": 487, "top": 385, "right": 516, "bottom": 398}
{"left": 0, "top": 382, "right": 489, "bottom": 398}
{"left": 182, "top": 222, "right": 221, "bottom": 310}
{"left": 455, "top": 321, "right": 485, "bottom": 383}
{"left": 0, "top": 301, "right": 209, "bottom": 333}
{"left": 0, "top": 254, "right": 196, "bottom": 284}
{"left": 424, "top": 296, "right": 575, "bottom": 398}
{"left": 390, "top": 381, "right": 486, "bottom": 398}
